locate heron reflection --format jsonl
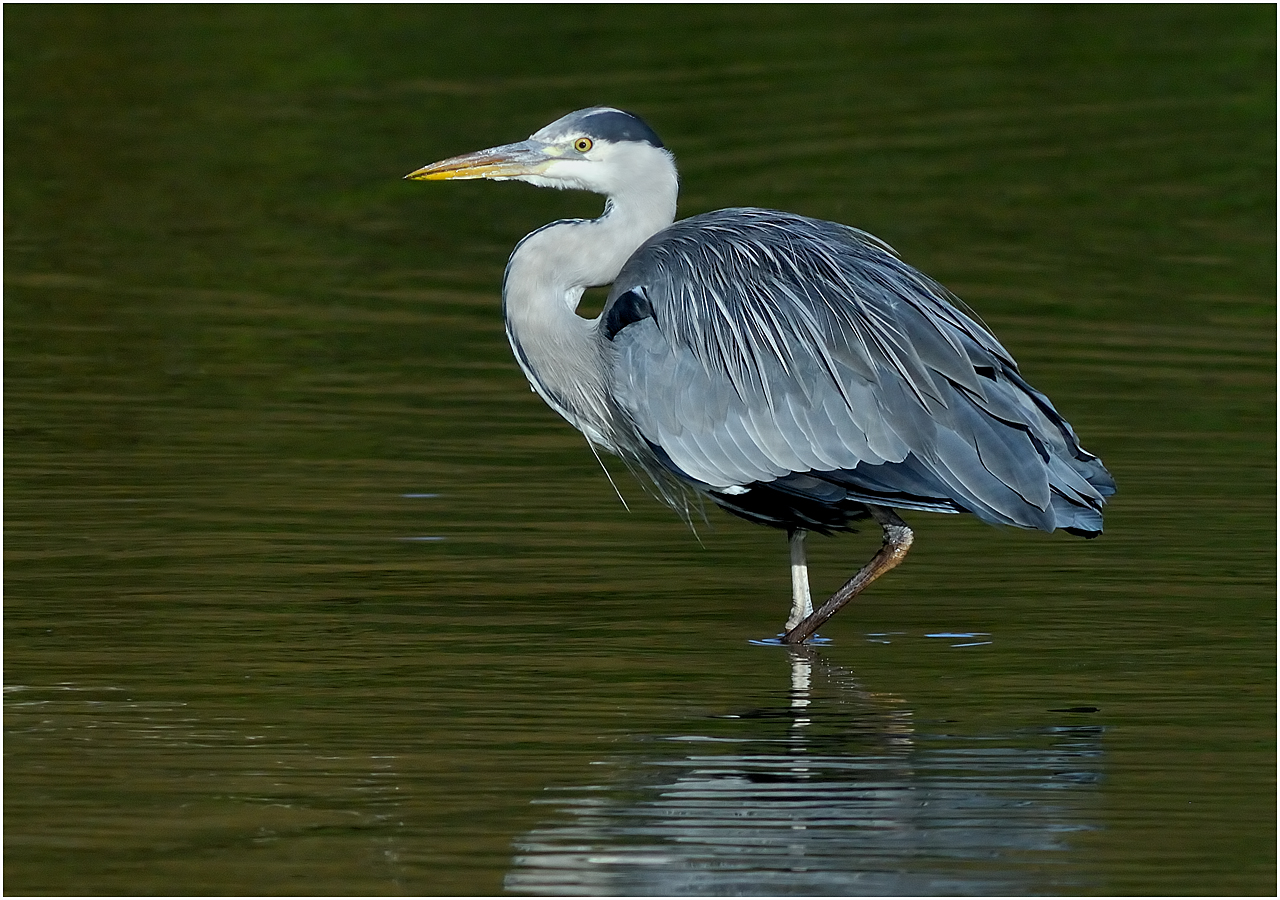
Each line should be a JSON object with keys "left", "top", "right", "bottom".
{"left": 505, "top": 648, "right": 1102, "bottom": 896}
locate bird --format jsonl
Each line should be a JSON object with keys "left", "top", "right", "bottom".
{"left": 406, "top": 107, "right": 1115, "bottom": 644}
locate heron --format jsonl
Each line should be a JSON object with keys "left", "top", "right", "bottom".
{"left": 406, "top": 107, "right": 1115, "bottom": 644}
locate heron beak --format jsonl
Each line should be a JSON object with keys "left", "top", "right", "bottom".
{"left": 405, "top": 140, "right": 553, "bottom": 181}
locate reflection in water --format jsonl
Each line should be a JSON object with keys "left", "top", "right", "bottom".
{"left": 507, "top": 651, "right": 1102, "bottom": 896}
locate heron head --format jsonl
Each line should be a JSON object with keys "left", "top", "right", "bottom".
{"left": 405, "top": 107, "right": 673, "bottom": 196}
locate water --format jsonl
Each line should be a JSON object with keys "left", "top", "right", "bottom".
{"left": 5, "top": 6, "right": 1274, "bottom": 895}
{"left": 506, "top": 651, "right": 1107, "bottom": 896}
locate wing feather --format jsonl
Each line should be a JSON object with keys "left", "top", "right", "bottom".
{"left": 599, "top": 208, "right": 1112, "bottom": 532}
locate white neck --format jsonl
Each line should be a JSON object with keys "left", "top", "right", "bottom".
{"left": 501, "top": 146, "right": 678, "bottom": 447}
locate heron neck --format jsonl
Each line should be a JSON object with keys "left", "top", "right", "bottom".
{"left": 502, "top": 174, "right": 678, "bottom": 447}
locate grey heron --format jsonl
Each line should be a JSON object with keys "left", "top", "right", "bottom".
{"left": 407, "top": 107, "right": 1115, "bottom": 644}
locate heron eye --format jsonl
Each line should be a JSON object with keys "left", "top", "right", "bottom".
{"left": 574, "top": 137, "right": 593, "bottom": 153}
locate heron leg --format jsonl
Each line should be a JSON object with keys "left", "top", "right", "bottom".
{"left": 781, "top": 506, "right": 913, "bottom": 644}
{"left": 785, "top": 528, "right": 813, "bottom": 631}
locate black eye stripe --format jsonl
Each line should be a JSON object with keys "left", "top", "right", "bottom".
{"left": 578, "top": 109, "right": 664, "bottom": 148}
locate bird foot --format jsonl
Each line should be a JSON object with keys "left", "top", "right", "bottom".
{"left": 748, "top": 632, "right": 832, "bottom": 646}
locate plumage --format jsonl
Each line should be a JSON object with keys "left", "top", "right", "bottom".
{"left": 407, "top": 106, "right": 1115, "bottom": 643}
{"left": 603, "top": 207, "right": 1113, "bottom": 537}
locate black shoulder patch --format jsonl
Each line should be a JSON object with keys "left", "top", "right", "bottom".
{"left": 601, "top": 288, "right": 654, "bottom": 340}
{"left": 582, "top": 109, "right": 664, "bottom": 148}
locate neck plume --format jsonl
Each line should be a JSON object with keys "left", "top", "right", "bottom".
{"left": 500, "top": 147, "right": 679, "bottom": 449}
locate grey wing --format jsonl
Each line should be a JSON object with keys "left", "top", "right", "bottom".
{"left": 599, "top": 208, "right": 1114, "bottom": 534}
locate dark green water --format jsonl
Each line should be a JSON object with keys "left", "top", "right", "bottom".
{"left": 5, "top": 6, "right": 1274, "bottom": 895}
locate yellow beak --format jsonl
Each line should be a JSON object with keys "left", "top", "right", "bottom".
{"left": 404, "top": 140, "right": 552, "bottom": 182}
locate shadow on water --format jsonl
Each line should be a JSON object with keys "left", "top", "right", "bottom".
{"left": 506, "top": 649, "right": 1102, "bottom": 896}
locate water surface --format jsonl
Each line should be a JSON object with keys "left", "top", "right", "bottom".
{"left": 5, "top": 6, "right": 1274, "bottom": 895}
